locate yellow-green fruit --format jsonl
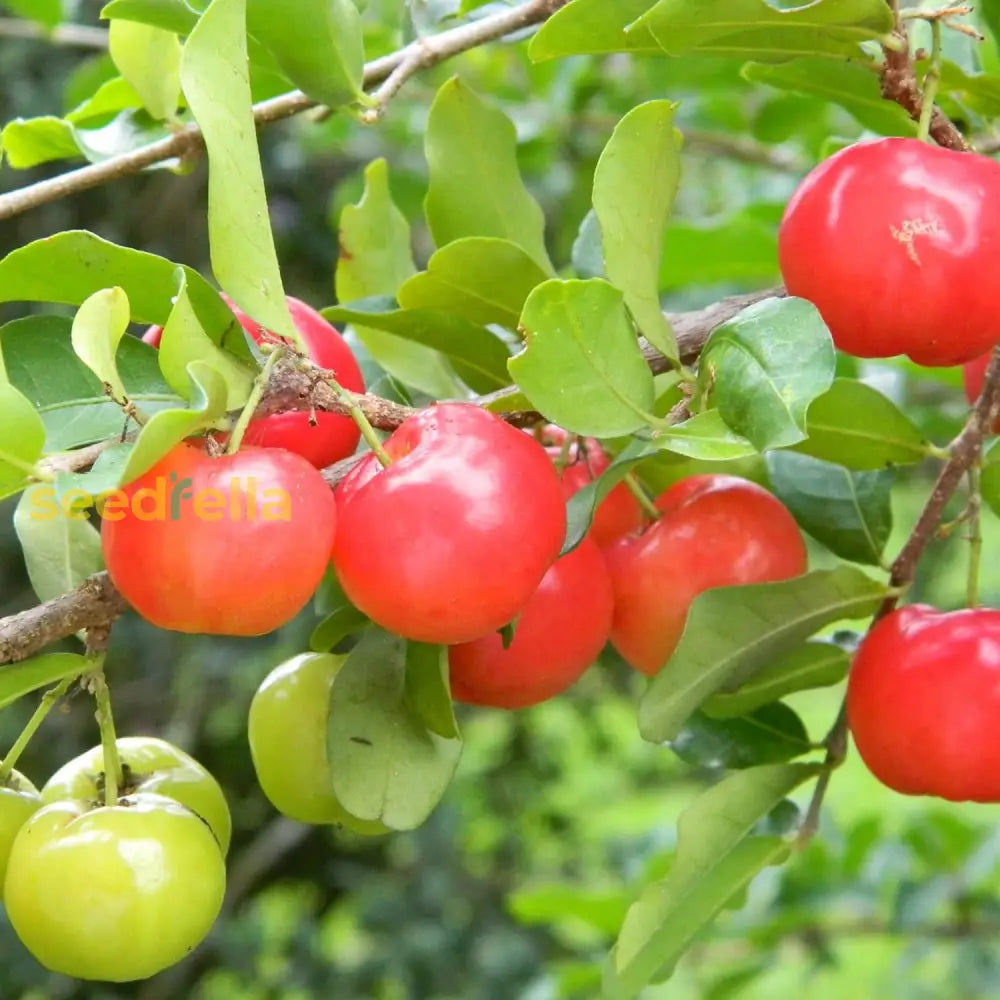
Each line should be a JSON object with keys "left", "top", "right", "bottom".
{"left": 249, "top": 652, "right": 388, "bottom": 835}
{"left": 0, "top": 769, "right": 41, "bottom": 892}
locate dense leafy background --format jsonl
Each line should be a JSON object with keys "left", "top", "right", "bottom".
{"left": 3, "top": 0, "right": 1000, "bottom": 998}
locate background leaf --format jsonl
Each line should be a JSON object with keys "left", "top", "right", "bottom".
{"left": 0, "top": 654, "right": 91, "bottom": 712}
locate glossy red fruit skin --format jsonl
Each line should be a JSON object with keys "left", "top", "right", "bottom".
{"left": 847, "top": 605, "right": 1000, "bottom": 803}
{"left": 102, "top": 442, "right": 336, "bottom": 635}
{"left": 449, "top": 537, "right": 613, "bottom": 709}
{"left": 540, "top": 427, "right": 642, "bottom": 548}
{"left": 779, "top": 138, "right": 1000, "bottom": 366}
{"left": 230, "top": 296, "right": 365, "bottom": 468}
{"left": 333, "top": 403, "right": 567, "bottom": 644}
{"left": 605, "top": 475, "right": 807, "bottom": 676}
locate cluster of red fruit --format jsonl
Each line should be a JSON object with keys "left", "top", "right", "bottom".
{"left": 0, "top": 737, "right": 228, "bottom": 981}
{"left": 780, "top": 136, "right": 1000, "bottom": 804}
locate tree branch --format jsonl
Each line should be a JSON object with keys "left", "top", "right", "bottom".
{"left": 0, "top": 0, "right": 568, "bottom": 222}
{"left": 0, "top": 18, "right": 109, "bottom": 48}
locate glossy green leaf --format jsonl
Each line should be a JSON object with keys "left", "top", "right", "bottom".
{"left": 108, "top": 18, "right": 183, "bottom": 120}
{"left": 13, "top": 487, "right": 104, "bottom": 603}
{"left": 54, "top": 444, "right": 135, "bottom": 499}
{"left": 766, "top": 451, "right": 892, "bottom": 565}
{"left": 159, "top": 272, "right": 255, "bottom": 408}
{"left": 247, "top": 0, "right": 364, "bottom": 109}
{"left": 529, "top": 0, "right": 660, "bottom": 60}
{"left": 0, "top": 384, "right": 46, "bottom": 493}
{"left": 700, "top": 297, "right": 835, "bottom": 452}
{"left": 593, "top": 101, "right": 680, "bottom": 361}
{"left": 405, "top": 642, "right": 460, "bottom": 741}
{"left": 742, "top": 59, "right": 917, "bottom": 136}
{"left": 0, "top": 232, "right": 247, "bottom": 356}
{"left": 571, "top": 209, "right": 605, "bottom": 280}
{"left": 327, "top": 628, "right": 463, "bottom": 830}
{"left": 397, "top": 237, "right": 550, "bottom": 330}
{"left": 4, "top": 0, "right": 62, "bottom": 28}
{"left": 660, "top": 206, "right": 780, "bottom": 289}
{"left": 671, "top": 703, "right": 812, "bottom": 770}
{"left": 309, "top": 608, "right": 370, "bottom": 653}
{"left": 0, "top": 654, "right": 91, "bottom": 713}
{"left": 424, "top": 78, "right": 552, "bottom": 272}
{"left": 181, "top": 0, "right": 296, "bottom": 342}
{"left": 1, "top": 117, "right": 81, "bottom": 168}
{"left": 607, "top": 764, "right": 821, "bottom": 997}
{"left": 0, "top": 317, "right": 182, "bottom": 451}
{"left": 791, "top": 378, "right": 932, "bottom": 469}
{"left": 70, "top": 287, "right": 132, "bottom": 405}
{"left": 703, "top": 642, "right": 850, "bottom": 719}
{"left": 636, "top": 0, "right": 894, "bottom": 62}
{"left": 639, "top": 567, "right": 887, "bottom": 742}
{"left": 654, "top": 410, "right": 758, "bottom": 461}
{"left": 336, "top": 159, "right": 458, "bottom": 398}
{"left": 323, "top": 302, "right": 510, "bottom": 394}
{"left": 66, "top": 77, "right": 144, "bottom": 126}
{"left": 510, "top": 279, "right": 655, "bottom": 437}
{"left": 101, "top": 0, "right": 201, "bottom": 34}
{"left": 120, "top": 360, "right": 230, "bottom": 483}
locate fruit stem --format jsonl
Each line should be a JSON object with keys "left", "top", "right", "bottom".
{"left": 323, "top": 374, "right": 392, "bottom": 468}
{"left": 89, "top": 663, "right": 122, "bottom": 807}
{"left": 0, "top": 673, "right": 78, "bottom": 782}
{"left": 623, "top": 472, "right": 661, "bottom": 521}
{"left": 226, "top": 345, "right": 286, "bottom": 455}
{"left": 916, "top": 18, "right": 943, "bottom": 143}
{"left": 966, "top": 465, "right": 983, "bottom": 608}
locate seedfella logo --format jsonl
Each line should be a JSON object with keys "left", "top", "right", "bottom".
{"left": 30, "top": 472, "right": 292, "bottom": 522}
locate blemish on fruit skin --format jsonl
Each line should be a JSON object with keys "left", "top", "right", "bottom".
{"left": 890, "top": 218, "right": 944, "bottom": 266}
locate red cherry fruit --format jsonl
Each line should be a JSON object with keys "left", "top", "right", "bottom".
{"left": 449, "top": 537, "right": 613, "bottom": 709}
{"left": 779, "top": 138, "right": 1000, "bottom": 366}
{"left": 102, "top": 442, "right": 336, "bottom": 635}
{"left": 141, "top": 326, "right": 163, "bottom": 347}
{"left": 847, "top": 605, "right": 1000, "bottom": 803}
{"left": 605, "top": 475, "right": 807, "bottom": 676}
{"left": 539, "top": 426, "right": 642, "bottom": 548}
{"left": 332, "top": 403, "right": 566, "bottom": 644}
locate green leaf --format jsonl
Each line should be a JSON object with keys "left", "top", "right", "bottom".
{"left": 510, "top": 279, "right": 655, "bottom": 437}
{"left": 100, "top": 0, "right": 201, "bottom": 34}
{"left": 70, "top": 287, "right": 132, "bottom": 405}
{"left": 336, "top": 159, "right": 460, "bottom": 398}
{"left": 0, "top": 232, "right": 248, "bottom": 357}
{"left": 0, "top": 316, "right": 182, "bottom": 451}
{"left": 0, "top": 654, "right": 91, "bottom": 713}
{"left": 654, "top": 410, "right": 758, "bottom": 461}
{"left": 607, "top": 764, "right": 821, "bottom": 997}
{"left": 4, "top": 0, "right": 62, "bottom": 29}
{"left": 108, "top": 18, "right": 183, "bottom": 120}
{"left": 397, "top": 237, "right": 550, "bottom": 330}
{"left": 766, "top": 451, "right": 892, "bottom": 566}
{"left": 159, "top": 272, "right": 254, "bottom": 408}
{"left": 742, "top": 59, "right": 917, "bottom": 136}
{"left": 571, "top": 209, "right": 605, "bottom": 280}
{"left": 671, "top": 703, "right": 812, "bottom": 770}
{"left": 791, "top": 378, "right": 932, "bottom": 469}
{"left": 247, "top": 0, "right": 364, "bottom": 108}
{"left": 635, "top": 0, "right": 894, "bottom": 62}
{"left": 981, "top": 438, "right": 1000, "bottom": 518}
{"left": 13, "top": 487, "right": 104, "bottom": 603}
{"left": 703, "top": 642, "right": 850, "bottom": 718}
{"left": 424, "top": 78, "right": 552, "bottom": 272}
{"left": 639, "top": 567, "right": 887, "bottom": 742}
{"left": 529, "top": 0, "right": 660, "bottom": 60}
{"left": 660, "top": 206, "right": 780, "bottom": 290}
{"left": 66, "top": 77, "right": 144, "bottom": 126}
{"left": 405, "top": 642, "right": 460, "bottom": 741}
{"left": 323, "top": 302, "right": 510, "bottom": 394}
{"left": 55, "top": 444, "right": 135, "bottom": 499}
{"left": 1, "top": 117, "right": 81, "bottom": 169}
{"left": 309, "top": 608, "right": 370, "bottom": 653}
{"left": 0, "top": 383, "right": 46, "bottom": 494}
{"left": 181, "top": 0, "right": 296, "bottom": 342}
{"left": 120, "top": 360, "right": 230, "bottom": 483}
{"left": 700, "top": 297, "right": 835, "bottom": 452}
{"left": 593, "top": 100, "right": 680, "bottom": 361}
{"left": 327, "top": 628, "right": 463, "bottom": 830}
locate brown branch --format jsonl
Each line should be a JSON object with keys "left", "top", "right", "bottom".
{"left": 0, "top": 17, "right": 108, "bottom": 48}
{"left": 799, "top": 343, "right": 1000, "bottom": 845}
{"left": 0, "top": 0, "right": 569, "bottom": 222}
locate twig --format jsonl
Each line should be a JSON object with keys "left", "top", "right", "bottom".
{"left": 0, "top": 0, "right": 569, "bottom": 222}
{"left": 799, "top": 344, "right": 1000, "bottom": 846}
{"left": 0, "top": 17, "right": 108, "bottom": 48}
